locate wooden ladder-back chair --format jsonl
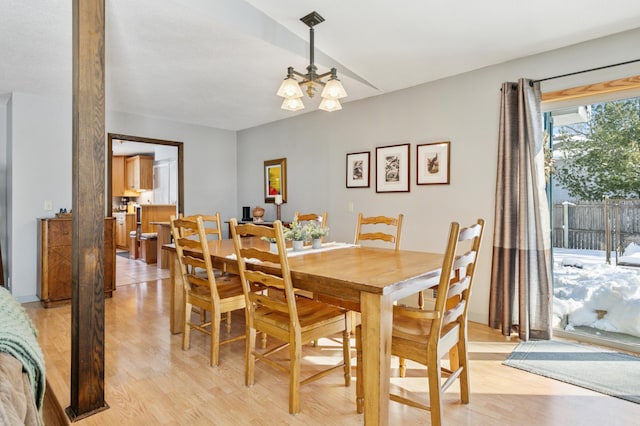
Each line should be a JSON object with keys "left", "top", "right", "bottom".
{"left": 294, "top": 211, "right": 328, "bottom": 242}
{"left": 350, "top": 213, "right": 405, "bottom": 328}
{"left": 172, "top": 213, "right": 231, "bottom": 323}
{"left": 354, "top": 213, "right": 403, "bottom": 250}
{"left": 293, "top": 211, "right": 328, "bottom": 304}
{"left": 175, "top": 212, "right": 223, "bottom": 240}
{"left": 356, "top": 218, "right": 485, "bottom": 426}
{"left": 229, "top": 218, "right": 352, "bottom": 414}
{"left": 170, "top": 215, "right": 246, "bottom": 366}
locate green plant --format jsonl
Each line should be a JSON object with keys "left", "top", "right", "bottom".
{"left": 304, "top": 222, "right": 329, "bottom": 239}
{"left": 284, "top": 219, "right": 306, "bottom": 241}
{"left": 261, "top": 236, "right": 277, "bottom": 243}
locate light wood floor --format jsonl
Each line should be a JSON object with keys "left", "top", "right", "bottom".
{"left": 25, "top": 255, "right": 640, "bottom": 425}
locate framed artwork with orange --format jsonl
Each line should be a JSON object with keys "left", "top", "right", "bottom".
{"left": 264, "top": 157, "right": 287, "bottom": 203}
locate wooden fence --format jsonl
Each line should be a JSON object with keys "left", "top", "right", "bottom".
{"left": 552, "top": 199, "right": 640, "bottom": 254}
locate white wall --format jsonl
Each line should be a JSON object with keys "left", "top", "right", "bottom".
{"left": 7, "top": 105, "right": 237, "bottom": 301}
{"left": 10, "top": 92, "right": 72, "bottom": 301}
{"left": 237, "top": 28, "right": 640, "bottom": 324}
{"left": 107, "top": 111, "right": 238, "bottom": 231}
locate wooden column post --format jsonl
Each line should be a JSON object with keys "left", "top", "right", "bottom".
{"left": 67, "top": 0, "right": 108, "bottom": 420}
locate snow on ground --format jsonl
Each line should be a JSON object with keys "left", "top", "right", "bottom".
{"left": 553, "top": 244, "right": 640, "bottom": 338}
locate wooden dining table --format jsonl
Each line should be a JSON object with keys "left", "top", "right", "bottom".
{"left": 164, "top": 238, "right": 443, "bottom": 426}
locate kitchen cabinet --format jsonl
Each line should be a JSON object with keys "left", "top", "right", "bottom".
{"left": 126, "top": 155, "right": 153, "bottom": 191}
{"left": 112, "top": 155, "right": 126, "bottom": 196}
{"left": 37, "top": 217, "right": 116, "bottom": 308}
{"left": 114, "top": 212, "right": 135, "bottom": 250}
{"left": 113, "top": 155, "right": 141, "bottom": 197}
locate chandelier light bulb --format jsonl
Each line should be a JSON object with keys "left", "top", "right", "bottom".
{"left": 281, "top": 97, "right": 305, "bottom": 111}
{"left": 321, "top": 78, "right": 347, "bottom": 100}
{"left": 318, "top": 98, "right": 342, "bottom": 112}
{"left": 277, "top": 77, "right": 303, "bottom": 98}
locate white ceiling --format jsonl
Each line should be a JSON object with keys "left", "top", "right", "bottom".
{"left": 2, "top": 1, "right": 640, "bottom": 131}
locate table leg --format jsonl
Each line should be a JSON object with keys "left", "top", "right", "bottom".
{"left": 169, "top": 252, "right": 184, "bottom": 334}
{"left": 360, "top": 292, "right": 393, "bottom": 426}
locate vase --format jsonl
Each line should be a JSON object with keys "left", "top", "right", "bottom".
{"left": 269, "top": 242, "right": 278, "bottom": 254}
{"left": 293, "top": 240, "right": 304, "bottom": 251}
{"left": 312, "top": 238, "right": 322, "bottom": 249}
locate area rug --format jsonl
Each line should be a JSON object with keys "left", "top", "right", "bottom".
{"left": 503, "top": 339, "right": 640, "bottom": 404}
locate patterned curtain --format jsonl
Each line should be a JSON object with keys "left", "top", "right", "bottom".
{"left": 489, "top": 79, "right": 552, "bottom": 340}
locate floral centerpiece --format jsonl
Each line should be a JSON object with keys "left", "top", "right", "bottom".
{"left": 261, "top": 236, "right": 277, "bottom": 253}
{"left": 284, "top": 219, "right": 306, "bottom": 250}
{"left": 304, "top": 222, "right": 329, "bottom": 249}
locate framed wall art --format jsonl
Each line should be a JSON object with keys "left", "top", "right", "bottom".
{"left": 416, "top": 141, "right": 450, "bottom": 185}
{"left": 264, "top": 157, "right": 287, "bottom": 203}
{"left": 346, "top": 151, "right": 370, "bottom": 188}
{"left": 375, "top": 143, "right": 410, "bottom": 193}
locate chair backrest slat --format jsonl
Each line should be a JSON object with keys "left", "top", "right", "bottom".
{"left": 295, "top": 211, "right": 327, "bottom": 225}
{"left": 442, "top": 300, "right": 466, "bottom": 327}
{"left": 354, "top": 213, "right": 403, "bottom": 250}
{"left": 240, "top": 247, "right": 281, "bottom": 265}
{"left": 173, "top": 213, "right": 224, "bottom": 240}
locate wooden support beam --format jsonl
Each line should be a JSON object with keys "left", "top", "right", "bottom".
{"left": 67, "top": 0, "right": 108, "bottom": 420}
{"left": 542, "top": 75, "right": 640, "bottom": 102}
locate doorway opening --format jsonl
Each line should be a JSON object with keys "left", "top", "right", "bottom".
{"left": 107, "top": 133, "right": 184, "bottom": 279}
{"left": 548, "top": 95, "right": 640, "bottom": 353}
{"left": 107, "top": 133, "right": 184, "bottom": 215}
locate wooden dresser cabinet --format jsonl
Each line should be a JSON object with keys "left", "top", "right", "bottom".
{"left": 37, "top": 217, "right": 116, "bottom": 308}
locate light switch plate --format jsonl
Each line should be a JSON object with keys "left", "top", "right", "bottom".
{"left": 44, "top": 200, "right": 53, "bottom": 211}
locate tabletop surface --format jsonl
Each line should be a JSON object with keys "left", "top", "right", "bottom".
{"left": 166, "top": 238, "right": 443, "bottom": 297}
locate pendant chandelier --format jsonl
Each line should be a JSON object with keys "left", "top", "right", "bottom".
{"left": 276, "top": 11, "right": 347, "bottom": 112}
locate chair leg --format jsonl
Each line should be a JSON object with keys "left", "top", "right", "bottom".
{"left": 289, "top": 335, "right": 302, "bottom": 414}
{"left": 225, "top": 311, "right": 232, "bottom": 333}
{"left": 428, "top": 356, "right": 443, "bottom": 426}
{"left": 399, "top": 357, "right": 407, "bottom": 377}
{"left": 355, "top": 325, "right": 364, "bottom": 414}
{"left": 350, "top": 311, "right": 360, "bottom": 336}
{"left": 210, "top": 310, "right": 221, "bottom": 367}
{"left": 183, "top": 302, "right": 192, "bottom": 350}
{"left": 457, "top": 337, "right": 470, "bottom": 404}
{"left": 245, "top": 327, "right": 256, "bottom": 387}
{"left": 342, "top": 316, "right": 352, "bottom": 387}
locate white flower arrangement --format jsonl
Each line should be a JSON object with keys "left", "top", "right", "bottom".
{"left": 305, "top": 222, "right": 329, "bottom": 240}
